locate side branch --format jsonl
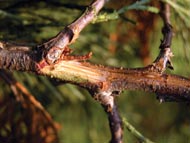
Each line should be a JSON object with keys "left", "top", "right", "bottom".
{"left": 91, "top": 91, "right": 123, "bottom": 143}
{"left": 107, "top": 104, "right": 123, "bottom": 143}
{"left": 40, "top": 0, "right": 107, "bottom": 64}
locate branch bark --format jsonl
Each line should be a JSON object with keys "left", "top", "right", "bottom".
{"left": 38, "top": 0, "right": 108, "bottom": 64}
{"left": 0, "top": 1, "right": 190, "bottom": 143}
{"left": 1, "top": 43, "right": 189, "bottom": 102}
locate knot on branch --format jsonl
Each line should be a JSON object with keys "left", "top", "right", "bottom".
{"left": 37, "top": 27, "right": 74, "bottom": 64}
{"left": 151, "top": 48, "right": 174, "bottom": 73}
{"left": 45, "top": 29, "right": 74, "bottom": 63}
{"left": 92, "top": 90, "right": 114, "bottom": 112}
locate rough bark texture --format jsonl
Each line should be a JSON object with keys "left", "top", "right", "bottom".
{"left": 0, "top": 1, "right": 190, "bottom": 143}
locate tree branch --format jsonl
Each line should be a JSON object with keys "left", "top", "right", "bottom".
{"left": 0, "top": 41, "right": 190, "bottom": 101}
{"left": 90, "top": 90, "right": 123, "bottom": 143}
{"left": 107, "top": 103, "right": 123, "bottom": 143}
{"left": 38, "top": 0, "right": 108, "bottom": 64}
{"left": 0, "top": 1, "right": 190, "bottom": 143}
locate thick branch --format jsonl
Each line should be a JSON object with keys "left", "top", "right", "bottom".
{"left": 0, "top": 42, "right": 190, "bottom": 102}
{"left": 40, "top": 61, "right": 190, "bottom": 102}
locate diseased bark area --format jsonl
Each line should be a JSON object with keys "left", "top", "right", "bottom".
{"left": 1, "top": 1, "right": 186, "bottom": 103}
{"left": 109, "top": 71, "right": 190, "bottom": 96}
{"left": 0, "top": 1, "right": 190, "bottom": 143}
{"left": 0, "top": 25, "right": 190, "bottom": 142}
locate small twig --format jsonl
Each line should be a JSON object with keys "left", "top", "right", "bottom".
{"left": 160, "top": 2, "right": 171, "bottom": 24}
{"left": 122, "top": 118, "right": 155, "bottom": 143}
{"left": 161, "top": 0, "right": 190, "bottom": 22}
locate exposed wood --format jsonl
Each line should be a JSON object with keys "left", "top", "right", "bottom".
{"left": 0, "top": 1, "right": 190, "bottom": 143}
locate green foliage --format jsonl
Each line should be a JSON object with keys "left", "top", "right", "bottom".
{"left": 0, "top": 0, "right": 190, "bottom": 143}
{"left": 161, "top": 0, "right": 190, "bottom": 62}
{"left": 93, "top": 0, "right": 159, "bottom": 23}
{"left": 117, "top": 0, "right": 159, "bottom": 14}
{"left": 162, "top": 0, "right": 190, "bottom": 26}
{"left": 122, "top": 117, "right": 155, "bottom": 143}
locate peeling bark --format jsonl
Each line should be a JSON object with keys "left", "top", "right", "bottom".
{"left": 0, "top": 1, "right": 190, "bottom": 143}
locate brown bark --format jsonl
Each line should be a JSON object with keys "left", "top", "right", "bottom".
{"left": 0, "top": 1, "right": 190, "bottom": 143}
